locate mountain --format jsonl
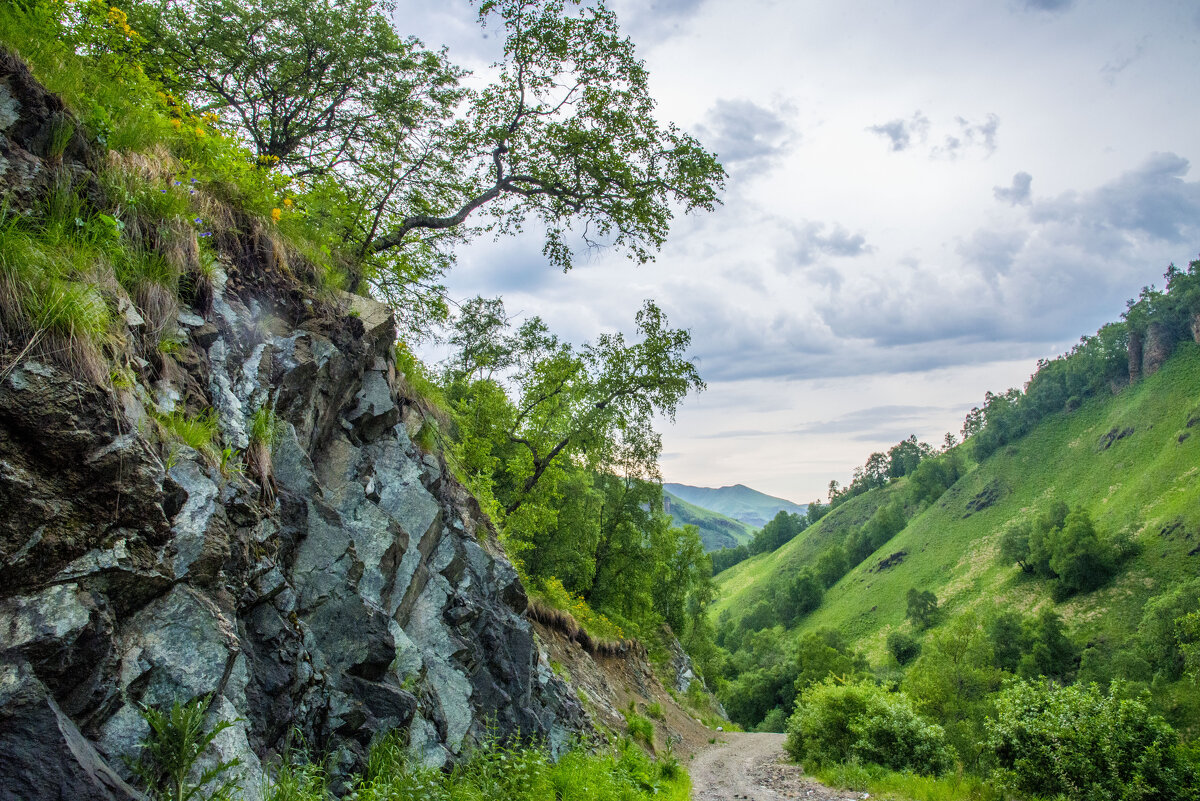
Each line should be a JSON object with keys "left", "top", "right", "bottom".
{"left": 713, "top": 341, "right": 1200, "bottom": 683}
{"left": 663, "top": 490, "right": 757, "bottom": 551}
{"left": 664, "top": 483, "right": 807, "bottom": 530}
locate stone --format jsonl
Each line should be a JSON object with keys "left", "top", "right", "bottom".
{"left": 0, "top": 661, "right": 143, "bottom": 801}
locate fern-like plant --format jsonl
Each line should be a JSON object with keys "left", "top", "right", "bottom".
{"left": 130, "top": 696, "right": 242, "bottom": 801}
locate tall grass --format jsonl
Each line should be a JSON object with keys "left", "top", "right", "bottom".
{"left": 260, "top": 734, "right": 688, "bottom": 801}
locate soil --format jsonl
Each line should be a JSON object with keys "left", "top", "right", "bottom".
{"left": 689, "top": 733, "right": 863, "bottom": 801}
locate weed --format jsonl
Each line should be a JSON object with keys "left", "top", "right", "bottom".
{"left": 129, "top": 695, "right": 241, "bottom": 801}
{"left": 247, "top": 404, "right": 281, "bottom": 500}
{"left": 157, "top": 408, "right": 219, "bottom": 460}
{"left": 47, "top": 114, "right": 76, "bottom": 162}
{"left": 645, "top": 701, "right": 665, "bottom": 721}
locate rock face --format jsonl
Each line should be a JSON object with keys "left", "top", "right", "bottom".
{"left": 1141, "top": 322, "right": 1174, "bottom": 377}
{"left": 0, "top": 49, "right": 587, "bottom": 799}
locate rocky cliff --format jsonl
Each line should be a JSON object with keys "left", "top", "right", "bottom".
{"left": 0, "top": 49, "right": 587, "bottom": 800}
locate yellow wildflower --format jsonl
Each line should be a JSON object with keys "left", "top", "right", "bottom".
{"left": 282, "top": 197, "right": 293, "bottom": 207}
{"left": 270, "top": 208, "right": 282, "bottom": 222}
{"left": 170, "top": 119, "right": 182, "bottom": 129}
{"left": 194, "top": 127, "right": 205, "bottom": 137}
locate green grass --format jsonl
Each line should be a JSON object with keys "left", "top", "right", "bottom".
{"left": 811, "top": 762, "right": 1003, "bottom": 801}
{"left": 294, "top": 734, "right": 689, "bottom": 801}
{"left": 714, "top": 344, "right": 1200, "bottom": 666}
{"left": 157, "top": 408, "right": 220, "bottom": 460}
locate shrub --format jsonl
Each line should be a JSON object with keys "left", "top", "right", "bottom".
{"left": 785, "top": 678, "right": 954, "bottom": 775}
{"left": 623, "top": 708, "right": 655, "bottom": 748}
{"left": 986, "top": 680, "right": 1198, "bottom": 800}
{"left": 886, "top": 630, "right": 921, "bottom": 666}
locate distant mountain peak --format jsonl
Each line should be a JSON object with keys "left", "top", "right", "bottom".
{"left": 663, "top": 482, "right": 806, "bottom": 529}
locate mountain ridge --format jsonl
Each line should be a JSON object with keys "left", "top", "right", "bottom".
{"left": 664, "top": 482, "right": 807, "bottom": 529}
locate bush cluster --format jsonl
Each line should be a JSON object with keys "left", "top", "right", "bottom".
{"left": 785, "top": 679, "right": 954, "bottom": 776}
{"left": 986, "top": 680, "right": 1198, "bottom": 801}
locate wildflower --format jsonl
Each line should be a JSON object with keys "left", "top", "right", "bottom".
{"left": 282, "top": 197, "right": 293, "bottom": 208}
{"left": 194, "top": 217, "right": 203, "bottom": 224}
{"left": 195, "top": 127, "right": 206, "bottom": 138}
{"left": 270, "top": 208, "right": 282, "bottom": 222}
{"left": 170, "top": 119, "right": 182, "bottom": 129}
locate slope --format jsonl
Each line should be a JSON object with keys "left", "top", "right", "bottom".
{"left": 665, "top": 483, "right": 807, "bottom": 529}
{"left": 714, "top": 343, "right": 1200, "bottom": 661}
{"left": 664, "top": 489, "right": 757, "bottom": 551}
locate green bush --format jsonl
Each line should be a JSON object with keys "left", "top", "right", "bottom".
{"left": 785, "top": 678, "right": 954, "bottom": 775}
{"left": 886, "top": 631, "right": 921, "bottom": 665}
{"left": 623, "top": 708, "right": 655, "bottom": 748}
{"left": 986, "top": 679, "right": 1198, "bottom": 801}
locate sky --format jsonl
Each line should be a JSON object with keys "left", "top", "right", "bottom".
{"left": 393, "top": 0, "right": 1200, "bottom": 504}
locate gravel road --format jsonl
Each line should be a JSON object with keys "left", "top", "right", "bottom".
{"left": 689, "top": 733, "right": 865, "bottom": 801}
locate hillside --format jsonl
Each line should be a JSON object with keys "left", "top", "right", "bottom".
{"left": 663, "top": 489, "right": 756, "bottom": 551}
{"left": 665, "top": 482, "right": 807, "bottom": 529}
{"left": 715, "top": 341, "right": 1200, "bottom": 662}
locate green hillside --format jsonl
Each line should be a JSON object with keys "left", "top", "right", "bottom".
{"left": 664, "top": 482, "right": 807, "bottom": 528}
{"left": 715, "top": 343, "right": 1200, "bottom": 658}
{"left": 664, "top": 490, "right": 757, "bottom": 551}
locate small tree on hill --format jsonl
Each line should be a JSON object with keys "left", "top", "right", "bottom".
{"left": 906, "top": 588, "right": 939, "bottom": 630}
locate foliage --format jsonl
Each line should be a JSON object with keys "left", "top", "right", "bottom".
{"left": 530, "top": 576, "right": 624, "bottom": 641}
{"left": 437, "top": 296, "right": 710, "bottom": 643}
{"left": 906, "top": 588, "right": 939, "bottom": 631}
{"left": 1138, "top": 579, "right": 1200, "bottom": 681}
{"left": 130, "top": 696, "right": 241, "bottom": 801}
{"left": 902, "top": 613, "right": 1001, "bottom": 767}
{"left": 623, "top": 707, "right": 655, "bottom": 747}
{"left": 342, "top": 733, "right": 688, "bottom": 801}
{"left": 986, "top": 679, "right": 1198, "bottom": 800}
{"left": 749, "top": 510, "right": 809, "bottom": 555}
{"left": 887, "top": 630, "right": 921, "bottom": 666}
{"left": 999, "top": 503, "right": 1123, "bottom": 597}
{"left": 132, "top": 0, "right": 725, "bottom": 288}
{"left": 785, "top": 678, "right": 954, "bottom": 775}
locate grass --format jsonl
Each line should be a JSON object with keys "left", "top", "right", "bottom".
{"left": 811, "top": 762, "right": 1003, "bottom": 801}
{"left": 157, "top": 408, "right": 219, "bottom": 461}
{"left": 0, "top": 1, "right": 355, "bottom": 383}
{"left": 622, "top": 706, "right": 655, "bottom": 749}
{"left": 714, "top": 344, "right": 1200, "bottom": 668}
{"left": 269, "top": 733, "right": 689, "bottom": 801}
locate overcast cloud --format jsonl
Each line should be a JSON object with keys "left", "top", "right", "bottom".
{"left": 394, "top": 0, "right": 1200, "bottom": 502}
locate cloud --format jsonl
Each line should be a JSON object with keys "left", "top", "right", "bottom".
{"left": 933, "top": 114, "right": 1000, "bottom": 159}
{"left": 994, "top": 172, "right": 1033, "bottom": 205}
{"left": 870, "top": 112, "right": 998, "bottom": 158}
{"left": 1101, "top": 38, "right": 1148, "bottom": 87}
{"left": 696, "top": 98, "right": 794, "bottom": 176}
{"left": 1030, "top": 152, "right": 1200, "bottom": 243}
{"left": 1020, "top": 0, "right": 1074, "bottom": 11}
{"left": 957, "top": 228, "right": 1029, "bottom": 280}
{"left": 613, "top": 0, "right": 708, "bottom": 44}
{"left": 782, "top": 221, "right": 872, "bottom": 269}
{"left": 868, "top": 112, "right": 930, "bottom": 152}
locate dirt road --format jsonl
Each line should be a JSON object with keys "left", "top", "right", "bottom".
{"left": 689, "top": 733, "right": 863, "bottom": 801}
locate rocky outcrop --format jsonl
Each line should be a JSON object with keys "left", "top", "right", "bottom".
{"left": 1128, "top": 329, "right": 1143, "bottom": 383}
{"left": 1141, "top": 322, "right": 1174, "bottom": 377}
{"left": 0, "top": 48, "right": 587, "bottom": 799}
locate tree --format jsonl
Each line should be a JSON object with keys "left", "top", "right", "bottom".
{"left": 815, "top": 545, "right": 848, "bottom": 589}
{"left": 998, "top": 521, "right": 1033, "bottom": 573}
{"left": 136, "top": 0, "right": 725, "bottom": 274}
{"left": 1048, "top": 508, "right": 1115, "bottom": 597}
{"left": 446, "top": 298, "right": 703, "bottom": 516}
{"left": 906, "top": 588, "right": 939, "bottom": 630}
